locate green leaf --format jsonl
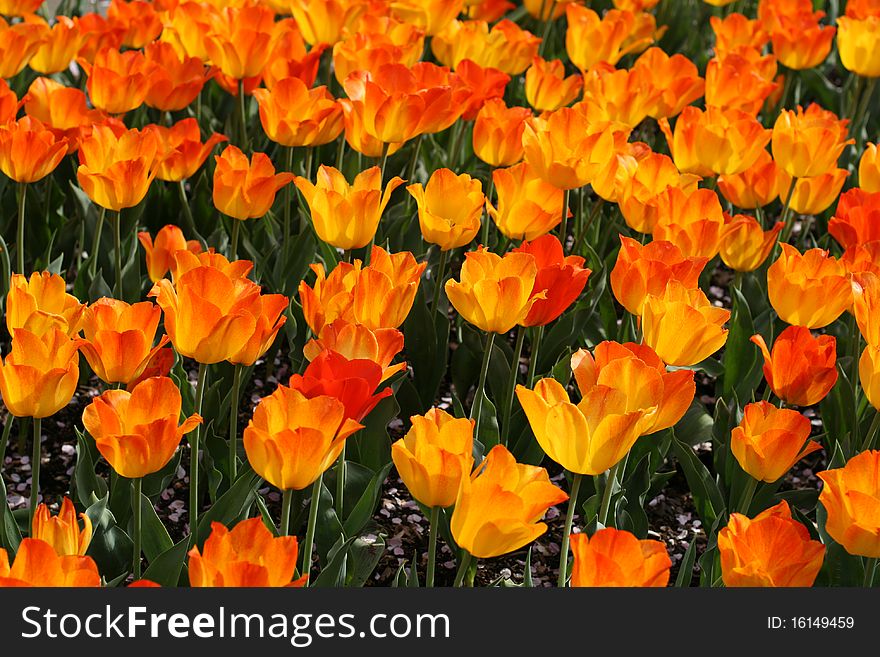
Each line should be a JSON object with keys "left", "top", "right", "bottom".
{"left": 0, "top": 470, "right": 21, "bottom": 554}
{"left": 85, "top": 494, "right": 133, "bottom": 580}
{"left": 671, "top": 433, "right": 724, "bottom": 527}
{"left": 141, "top": 538, "right": 190, "bottom": 587}
{"left": 311, "top": 536, "right": 358, "bottom": 587}
{"left": 195, "top": 469, "right": 261, "bottom": 546}
{"left": 674, "top": 538, "right": 698, "bottom": 587}
{"left": 722, "top": 288, "right": 759, "bottom": 400}
{"left": 674, "top": 399, "right": 715, "bottom": 447}
{"left": 74, "top": 428, "right": 107, "bottom": 507}
{"left": 345, "top": 533, "right": 386, "bottom": 587}
{"left": 343, "top": 463, "right": 393, "bottom": 537}
{"left": 138, "top": 490, "right": 173, "bottom": 562}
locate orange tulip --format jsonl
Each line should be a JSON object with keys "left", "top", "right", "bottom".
{"left": 590, "top": 140, "right": 651, "bottom": 205}
{"left": 28, "top": 15, "right": 81, "bottom": 75}
{"left": 472, "top": 99, "right": 530, "bottom": 168}
{"left": 0, "top": 17, "right": 46, "bottom": 79}
{"left": 77, "top": 123, "right": 159, "bottom": 212}
{"left": 445, "top": 248, "right": 545, "bottom": 334}
{"left": 80, "top": 46, "right": 152, "bottom": 115}
{"left": 704, "top": 53, "right": 779, "bottom": 116}
{"left": 6, "top": 271, "right": 84, "bottom": 338}
{"left": 633, "top": 48, "right": 704, "bottom": 120}
{"left": 0, "top": 328, "right": 81, "bottom": 418}
{"left": 296, "top": 165, "right": 405, "bottom": 250}
{"left": 710, "top": 13, "right": 769, "bottom": 55}
{"left": 432, "top": 19, "right": 540, "bottom": 75}
{"left": 652, "top": 187, "right": 725, "bottom": 260}
{"left": 570, "top": 528, "right": 671, "bottom": 587}
{"left": 189, "top": 517, "right": 308, "bottom": 587}
{"left": 0, "top": 539, "right": 100, "bottom": 588}
{"left": 212, "top": 145, "right": 294, "bottom": 220}
{"left": 303, "top": 319, "right": 406, "bottom": 383}
{"left": 451, "top": 444, "right": 567, "bottom": 559}
{"left": 641, "top": 281, "right": 730, "bottom": 367}
{"left": 0, "top": 116, "right": 67, "bottom": 184}
{"left": 731, "top": 401, "right": 820, "bottom": 482}
{"left": 719, "top": 214, "right": 783, "bottom": 272}
{"left": 408, "top": 168, "right": 484, "bottom": 251}
{"left": 828, "top": 188, "right": 880, "bottom": 250}
{"left": 842, "top": 242, "right": 880, "bottom": 278}
{"left": 579, "top": 63, "right": 658, "bottom": 129}
{"left": 836, "top": 16, "right": 880, "bottom": 77}
{"left": 719, "top": 501, "right": 825, "bottom": 587}
{"left": 0, "top": 79, "right": 20, "bottom": 124}
{"left": 717, "top": 150, "right": 784, "bottom": 210}
{"left": 860, "top": 143, "right": 880, "bottom": 192}
{"left": 487, "top": 162, "right": 565, "bottom": 241}
{"left": 523, "top": 0, "right": 579, "bottom": 20}
{"left": 83, "top": 376, "right": 201, "bottom": 479}
{"left": 783, "top": 168, "right": 849, "bottom": 215}
{"left": 138, "top": 225, "right": 202, "bottom": 283}
{"left": 0, "top": 0, "right": 43, "bottom": 16}
{"left": 772, "top": 104, "right": 852, "bottom": 179}
{"left": 389, "top": 0, "right": 463, "bottom": 36}
{"left": 751, "top": 326, "right": 837, "bottom": 406}
{"left": 143, "top": 41, "right": 211, "bottom": 112}
{"left": 32, "top": 497, "right": 93, "bottom": 557}
{"left": 289, "top": 0, "right": 367, "bottom": 46}
{"left": 466, "top": 0, "right": 514, "bottom": 21}
{"left": 391, "top": 408, "right": 475, "bottom": 508}
{"left": 767, "top": 245, "right": 850, "bottom": 329}
{"left": 852, "top": 272, "right": 880, "bottom": 347}
{"left": 24, "top": 77, "right": 105, "bottom": 153}
{"left": 339, "top": 95, "right": 405, "bottom": 158}
{"left": 262, "top": 19, "right": 326, "bottom": 90}
{"left": 616, "top": 152, "right": 699, "bottom": 234}
{"left": 204, "top": 5, "right": 275, "bottom": 81}
{"left": 228, "top": 290, "right": 288, "bottom": 368}
{"left": 769, "top": 12, "right": 835, "bottom": 70}
{"left": 151, "top": 118, "right": 227, "bottom": 183}
{"left": 524, "top": 56, "right": 582, "bottom": 112}
{"left": 243, "top": 385, "right": 363, "bottom": 491}
{"left": 108, "top": 0, "right": 163, "bottom": 49}
{"left": 818, "top": 450, "right": 880, "bottom": 558}
{"left": 158, "top": 1, "right": 215, "bottom": 61}
{"left": 610, "top": 237, "right": 707, "bottom": 316}
{"left": 253, "top": 79, "right": 342, "bottom": 149}
{"left": 331, "top": 18, "right": 423, "bottom": 85}
{"left": 565, "top": 6, "right": 651, "bottom": 71}
{"left": 455, "top": 59, "right": 510, "bottom": 121}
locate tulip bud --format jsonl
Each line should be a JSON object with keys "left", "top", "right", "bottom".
{"left": 570, "top": 528, "right": 671, "bottom": 587}
{"left": 751, "top": 326, "right": 838, "bottom": 407}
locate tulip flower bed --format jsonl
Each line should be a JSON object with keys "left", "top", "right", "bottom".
{"left": 0, "top": 0, "right": 879, "bottom": 591}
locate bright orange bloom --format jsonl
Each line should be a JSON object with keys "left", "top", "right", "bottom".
{"left": 769, "top": 12, "right": 835, "bottom": 70}
{"left": 303, "top": 319, "right": 405, "bottom": 383}
{"left": 837, "top": 16, "right": 880, "bottom": 77}
{"left": 445, "top": 248, "right": 545, "bottom": 334}
{"left": 203, "top": 5, "right": 275, "bottom": 81}
{"left": 212, "top": 145, "right": 294, "bottom": 220}
{"left": 296, "top": 165, "right": 404, "bottom": 250}
{"left": 758, "top": 0, "right": 818, "bottom": 30}
{"left": 6, "top": 271, "right": 84, "bottom": 338}
{"left": 524, "top": 57, "right": 582, "bottom": 113}
{"left": 75, "top": 12, "right": 126, "bottom": 64}
{"left": 633, "top": 48, "right": 704, "bottom": 120}
{"left": 565, "top": 6, "right": 652, "bottom": 71}
{"left": 522, "top": 108, "right": 628, "bottom": 190}
{"left": 719, "top": 214, "right": 783, "bottom": 272}
{"left": 570, "top": 528, "right": 671, "bottom": 587}
{"left": 24, "top": 77, "right": 105, "bottom": 153}
{"left": 523, "top": 0, "right": 580, "bottom": 20}
{"left": 860, "top": 344, "right": 880, "bottom": 407}
{"left": 784, "top": 168, "right": 849, "bottom": 215}
{"left": 466, "top": 0, "right": 514, "bottom": 21}
{"left": 331, "top": 18, "right": 423, "bottom": 85}
{"left": 711, "top": 13, "right": 769, "bottom": 55}
{"left": 451, "top": 445, "right": 567, "bottom": 559}
{"left": 392, "top": 408, "right": 475, "bottom": 509}
{"left": 591, "top": 140, "right": 650, "bottom": 205}
{"left": 0, "top": 539, "right": 100, "bottom": 588}
{"left": 767, "top": 245, "right": 850, "bottom": 328}
{"left": 860, "top": 143, "right": 880, "bottom": 192}
{"left": 828, "top": 188, "right": 880, "bottom": 250}
{"left": 0, "top": 17, "right": 46, "bottom": 79}
{"left": 719, "top": 501, "right": 825, "bottom": 587}
{"left": 455, "top": 59, "right": 510, "bottom": 120}
{"left": 514, "top": 235, "right": 591, "bottom": 327}
{"left": 390, "top": 0, "right": 463, "bottom": 36}
{"left": 408, "top": 168, "right": 484, "bottom": 251}
{"left": 660, "top": 105, "right": 770, "bottom": 177}
{"left": 32, "top": 497, "right": 92, "bottom": 557}
{"left": 0, "top": 116, "right": 67, "bottom": 184}
{"left": 253, "top": 78, "right": 342, "bottom": 148}
{"left": 77, "top": 123, "right": 159, "bottom": 211}
{"left": 772, "top": 104, "right": 852, "bottom": 178}
{"left": 731, "top": 401, "right": 820, "bottom": 482}
{"left": 108, "top": 0, "right": 163, "bottom": 49}
{"left": 852, "top": 272, "right": 880, "bottom": 346}
{"left": 570, "top": 341, "right": 695, "bottom": 434}
{"left": 432, "top": 19, "right": 540, "bottom": 75}
{"left": 717, "top": 150, "right": 784, "bottom": 210}
{"left": 300, "top": 246, "right": 425, "bottom": 333}
{"left": 818, "top": 450, "right": 880, "bottom": 558}
{"left": 653, "top": 187, "right": 726, "bottom": 260}
{"left": 0, "top": 0, "right": 43, "bottom": 16}
{"left": 262, "top": 19, "right": 326, "bottom": 90}
{"left": 616, "top": 152, "right": 699, "bottom": 234}
{"left": 339, "top": 96, "right": 405, "bottom": 158}
{"left": 137, "top": 224, "right": 202, "bottom": 283}
{"left": 845, "top": 0, "right": 880, "bottom": 19}
{"left": 28, "top": 15, "right": 81, "bottom": 75}
{"left": 472, "top": 99, "right": 530, "bottom": 168}
{"left": 610, "top": 237, "right": 707, "bottom": 315}
{"left": 126, "top": 346, "right": 173, "bottom": 392}
{"left": 289, "top": 0, "right": 367, "bottom": 46}
{"left": 0, "top": 79, "right": 20, "bottom": 124}
{"left": 487, "top": 162, "right": 565, "bottom": 241}
{"left": 751, "top": 326, "right": 837, "bottom": 406}
{"left": 642, "top": 281, "right": 730, "bottom": 367}
{"left": 579, "top": 63, "right": 658, "bottom": 129}
{"left": 83, "top": 376, "right": 201, "bottom": 479}
{"left": 189, "top": 517, "right": 308, "bottom": 587}
{"left": 243, "top": 384, "right": 363, "bottom": 491}
{"left": 143, "top": 41, "right": 211, "bottom": 112}
{"left": 158, "top": 1, "right": 214, "bottom": 61}
{"left": 0, "top": 328, "right": 81, "bottom": 418}
{"left": 704, "top": 53, "right": 779, "bottom": 116}
{"left": 842, "top": 242, "right": 880, "bottom": 278}
{"left": 151, "top": 118, "right": 227, "bottom": 183}
{"left": 80, "top": 47, "right": 152, "bottom": 115}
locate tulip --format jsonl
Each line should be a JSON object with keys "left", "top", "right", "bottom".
{"left": 28, "top": 16, "right": 81, "bottom": 75}
{"left": 472, "top": 99, "right": 530, "bottom": 168}
{"left": 108, "top": 0, "right": 163, "bottom": 49}
{"left": 158, "top": 1, "right": 214, "bottom": 60}
{"left": 262, "top": 20, "right": 326, "bottom": 90}
{"left": 617, "top": 152, "right": 700, "bottom": 234}
{"left": 860, "top": 143, "right": 880, "bottom": 192}
{"left": 818, "top": 451, "right": 880, "bottom": 561}
{"left": 634, "top": 48, "right": 704, "bottom": 120}
{"left": 466, "top": 0, "right": 514, "bottom": 21}
{"left": 570, "top": 528, "right": 671, "bottom": 587}
{"left": 579, "top": 63, "right": 658, "bottom": 129}
{"left": 408, "top": 168, "right": 484, "bottom": 252}
{"left": 0, "top": 116, "right": 67, "bottom": 184}
{"left": 0, "top": 0, "right": 43, "bottom": 16}
{"left": 852, "top": 272, "right": 880, "bottom": 346}
{"left": 772, "top": 104, "right": 852, "bottom": 179}
{"left": 710, "top": 13, "right": 768, "bottom": 55}
{"left": 23, "top": 77, "right": 106, "bottom": 154}
{"left": 80, "top": 298, "right": 170, "bottom": 386}
{"left": 767, "top": 245, "right": 850, "bottom": 329}
{"left": 731, "top": 401, "right": 820, "bottom": 483}
{"left": 717, "top": 150, "right": 784, "bottom": 210}
{"left": 653, "top": 187, "right": 726, "bottom": 260}
{"left": 432, "top": 19, "right": 540, "bottom": 75}
{"left": 751, "top": 326, "right": 838, "bottom": 406}
{"left": 289, "top": 0, "right": 367, "bottom": 46}
{"left": 339, "top": 96, "right": 406, "bottom": 158}
{"left": 203, "top": 5, "right": 275, "bottom": 81}
{"left": 189, "top": 518, "right": 308, "bottom": 587}
{"left": 565, "top": 6, "right": 652, "bottom": 71}
{"left": 0, "top": 539, "right": 100, "bottom": 588}
{"left": 390, "top": 0, "right": 463, "bottom": 36}
{"left": 719, "top": 214, "right": 783, "bottom": 272}
{"left": 842, "top": 242, "right": 880, "bottom": 278}
{"left": 253, "top": 78, "right": 343, "bottom": 148}
{"left": 455, "top": 59, "right": 510, "bottom": 120}
{"left": 138, "top": 225, "right": 202, "bottom": 283}
{"left": 704, "top": 53, "right": 778, "bottom": 116}
{"left": 828, "top": 188, "right": 880, "bottom": 250}
{"left": 718, "top": 501, "right": 825, "bottom": 587}
{"left": 296, "top": 165, "right": 405, "bottom": 251}
{"left": 80, "top": 47, "right": 153, "bottom": 115}
{"left": 0, "top": 79, "right": 20, "bottom": 125}
{"left": 451, "top": 444, "right": 567, "bottom": 562}
{"left": 837, "top": 16, "right": 880, "bottom": 77}
{"left": 127, "top": 347, "right": 174, "bottom": 392}
{"left": 151, "top": 118, "right": 228, "bottom": 183}
{"left": 641, "top": 281, "right": 730, "bottom": 367}
{"left": 783, "top": 168, "right": 848, "bottom": 216}
{"left": 769, "top": 13, "right": 835, "bottom": 70}
{"left": 514, "top": 234, "right": 591, "bottom": 327}
{"left": 860, "top": 345, "right": 880, "bottom": 413}
{"left": 0, "top": 18, "right": 46, "bottom": 79}
{"left": 487, "top": 162, "right": 566, "bottom": 240}
{"left": 32, "top": 497, "right": 92, "bottom": 557}
{"left": 143, "top": 41, "right": 212, "bottom": 112}
{"left": 6, "top": 271, "right": 85, "bottom": 338}
{"left": 610, "top": 237, "right": 707, "bottom": 316}
{"left": 303, "top": 320, "right": 406, "bottom": 383}
{"left": 76, "top": 13, "right": 126, "bottom": 64}
{"left": 331, "top": 19, "right": 423, "bottom": 86}
{"left": 524, "top": 56, "right": 583, "bottom": 112}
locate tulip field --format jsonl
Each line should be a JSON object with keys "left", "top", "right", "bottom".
{"left": 0, "top": 0, "right": 879, "bottom": 590}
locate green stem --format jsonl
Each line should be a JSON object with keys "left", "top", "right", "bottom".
{"left": 403, "top": 135, "right": 423, "bottom": 214}
{"left": 280, "top": 488, "right": 293, "bottom": 536}
{"left": 426, "top": 506, "right": 440, "bottom": 587}
{"left": 598, "top": 462, "right": 621, "bottom": 528}
{"left": 469, "top": 332, "right": 496, "bottom": 437}
{"left": 113, "top": 211, "right": 123, "bottom": 299}
{"left": 481, "top": 172, "right": 495, "bottom": 248}
{"left": 851, "top": 314, "right": 862, "bottom": 452}
{"left": 501, "top": 327, "right": 525, "bottom": 441}
{"left": 559, "top": 188, "right": 570, "bottom": 250}
{"left": 29, "top": 417, "right": 41, "bottom": 536}
{"left": 526, "top": 325, "right": 544, "bottom": 386}
{"left": 16, "top": 183, "right": 26, "bottom": 274}
{"left": 573, "top": 198, "right": 604, "bottom": 255}
{"left": 132, "top": 477, "right": 142, "bottom": 578}
{"left": 230, "top": 217, "right": 240, "bottom": 261}
{"left": 538, "top": 0, "right": 558, "bottom": 57}
{"left": 302, "top": 471, "right": 323, "bottom": 585}
{"left": 228, "top": 364, "right": 243, "bottom": 483}
{"left": 431, "top": 248, "right": 449, "bottom": 312}
{"left": 177, "top": 181, "right": 204, "bottom": 248}
{"left": 863, "top": 410, "right": 880, "bottom": 452}
{"left": 778, "top": 176, "right": 798, "bottom": 243}
{"left": 453, "top": 551, "right": 473, "bottom": 587}
{"left": 737, "top": 477, "right": 758, "bottom": 515}
{"left": 189, "top": 362, "right": 208, "bottom": 544}
{"left": 0, "top": 414, "right": 12, "bottom": 478}
{"left": 557, "top": 473, "right": 582, "bottom": 587}
{"left": 335, "top": 445, "right": 346, "bottom": 515}
{"left": 284, "top": 147, "right": 294, "bottom": 248}
{"left": 238, "top": 79, "right": 248, "bottom": 150}
{"left": 865, "top": 557, "right": 878, "bottom": 587}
